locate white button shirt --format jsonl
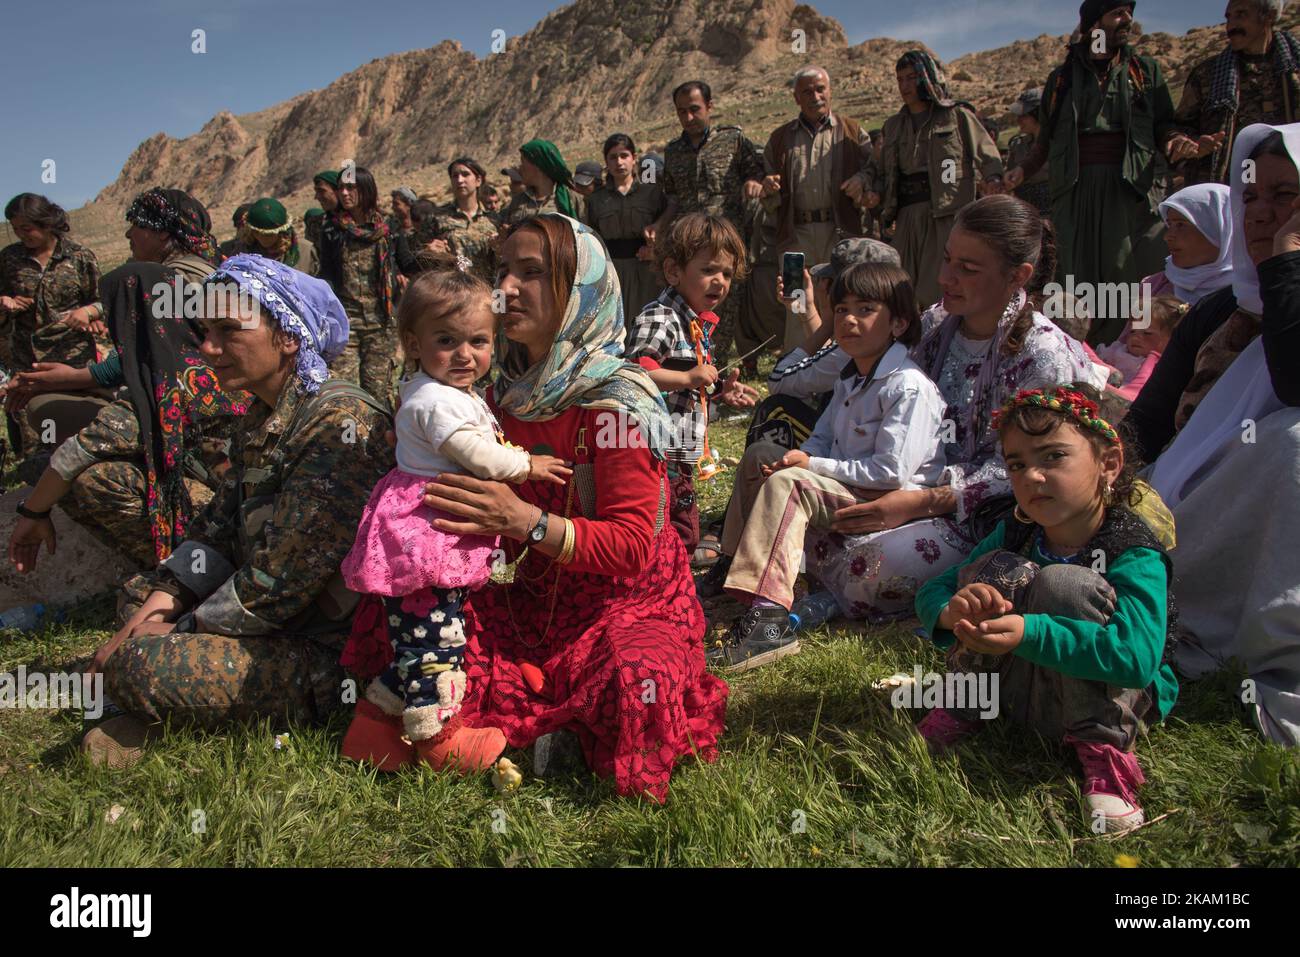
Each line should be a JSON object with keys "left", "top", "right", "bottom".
{"left": 800, "top": 341, "right": 947, "bottom": 491}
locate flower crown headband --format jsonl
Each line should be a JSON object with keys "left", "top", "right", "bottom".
{"left": 243, "top": 217, "right": 295, "bottom": 239}
{"left": 992, "top": 387, "right": 1120, "bottom": 445}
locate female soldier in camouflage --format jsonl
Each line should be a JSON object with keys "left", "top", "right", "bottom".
{"left": 7, "top": 189, "right": 242, "bottom": 571}
{"left": 425, "top": 157, "right": 499, "bottom": 283}
{"left": 316, "top": 166, "right": 400, "bottom": 406}
{"left": 0, "top": 193, "right": 108, "bottom": 458}
{"left": 78, "top": 254, "right": 394, "bottom": 768}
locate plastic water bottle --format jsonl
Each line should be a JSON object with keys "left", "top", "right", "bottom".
{"left": 788, "top": 591, "right": 842, "bottom": 631}
{"left": 0, "top": 603, "right": 48, "bottom": 633}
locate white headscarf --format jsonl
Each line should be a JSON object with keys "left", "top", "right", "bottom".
{"left": 1157, "top": 183, "right": 1234, "bottom": 305}
{"left": 1228, "top": 122, "right": 1300, "bottom": 313}
{"left": 1148, "top": 122, "right": 1300, "bottom": 505}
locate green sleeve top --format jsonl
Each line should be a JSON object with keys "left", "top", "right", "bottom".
{"left": 914, "top": 520, "right": 1178, "bottom": 720}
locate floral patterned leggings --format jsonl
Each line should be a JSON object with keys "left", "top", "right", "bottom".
{"left": 366, "top": 586, "right": 470, "bottom": 742}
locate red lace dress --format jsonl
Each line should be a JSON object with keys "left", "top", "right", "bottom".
{"left": 459, "top": 400, "right": 729, "bottom": 802}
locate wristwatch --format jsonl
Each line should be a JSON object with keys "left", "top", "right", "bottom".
{"left": 527, "top": 510, "right": 549, "bottom": 544}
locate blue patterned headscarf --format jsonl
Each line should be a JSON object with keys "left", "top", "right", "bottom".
{"left": 495, "top": 214, "right": 672, "bottom": 459}
{"left": 205, "top": 253, "right": 350, "bottom": 393}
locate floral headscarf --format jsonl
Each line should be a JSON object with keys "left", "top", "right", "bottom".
{"left": 125, "top": 188, "right": 220, "bottom": 264}
{"left": 101, "top": 261, "right": 249, "bottom": 561}
{"left": 205, "top": 253, "right": 350, "bottom": 393}
{"left": 494, "top": 214, "right": 673, "bottom": 459}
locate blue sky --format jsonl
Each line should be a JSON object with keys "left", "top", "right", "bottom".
{"left": 1, "top": 0, "right": 1231, "bottom": 208}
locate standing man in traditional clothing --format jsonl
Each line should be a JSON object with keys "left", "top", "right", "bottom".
{"left": 759, "top": 66, "right": 873, "bottom": 351}
{"left": 651, "top": 80, "right": 765, "bottom": 363}
{"left": 1005, "top": 0, "right": 1181, "bottom": 344}
{"left": 1171, "top": 0, "right": 1300, "bottom": 185}
{"left": 865, "top": 50, "right": 1004, "bottom": 309}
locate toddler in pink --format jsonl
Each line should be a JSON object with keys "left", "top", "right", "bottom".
{"left": 340, "top": 267, "right": 568, "bottom": 771}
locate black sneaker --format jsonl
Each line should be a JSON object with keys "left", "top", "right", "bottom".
{"left": 707, "top": 605, "right": 800, "bottom": 673}
{"left": 695, "top": 554, "right": 734, "bottom": 599}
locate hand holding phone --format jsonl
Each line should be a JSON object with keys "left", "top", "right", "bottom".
{"left": 781, "top": 252, "right": 805, "bottom": 301}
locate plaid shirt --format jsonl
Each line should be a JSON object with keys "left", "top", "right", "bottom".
{"left": 629, "top": 286, "right": 708, "bottom": 463}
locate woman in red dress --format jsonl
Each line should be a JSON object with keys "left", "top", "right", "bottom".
{"left": 421, "top": 214, "right": 729, "bottom": 802}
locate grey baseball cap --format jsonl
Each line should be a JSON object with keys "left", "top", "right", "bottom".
{"left": 1010, "top": 89, "right": 1042, "bottom": 116}
{"left": 500, "top": 166, "right": 524, "bottom": 182}
{"left": 573, "top": 161, "right": 604, "bottom": 187}
{"left": 810, "top": 238, "right": 901, "bottom": 280}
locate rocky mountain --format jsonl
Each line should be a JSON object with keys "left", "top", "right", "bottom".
{"left": 25, "top": 0, "right": 1300, "bottom": 265}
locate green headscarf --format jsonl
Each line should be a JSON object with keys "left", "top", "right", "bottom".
{"left": 240, "top": 197, "right": 299, "bottom": 268}
{"left": 495, "top": 214, "right": 672, "bottom": 460}
{"left": 519, "top": 139, "right": 577, "bottom": 218}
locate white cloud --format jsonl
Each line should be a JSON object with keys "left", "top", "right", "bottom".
{"left": 848, "top": 0, "right": 1072, "bottom": 57}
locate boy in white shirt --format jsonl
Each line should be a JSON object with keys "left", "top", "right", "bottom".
{"left": 700, "top": 262, "right": 946, "bottom": 672}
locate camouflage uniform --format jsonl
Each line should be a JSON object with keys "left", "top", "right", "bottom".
{"left": 1007, "top": 131, "right": 1051, "bottom": 214}
{"left": 662, "top": 124, "right": 765, "bottom": 362}
{"left": 321, "top": 225, "right": 399, "bottom": 408}
{"left": 51, "top": 395, "right": 231, "bottom": 570}
{"left": 1174, "top": 39, "right": 1300, "bottom": 184}
{"left": 501, "top": 188, "right": 562, "bottom": 227}
{"left": 105, "top": 379, "right": 395, "bottom": 729}
{"left": 430, "top": 202, "right": 500, "bottom": 283}
{"left": 0, "top": 236, "right": 106, "bottom": 372}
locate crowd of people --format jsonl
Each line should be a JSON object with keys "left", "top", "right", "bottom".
{"left": 0, "top": 0, "right": 1297, "bottom": 827}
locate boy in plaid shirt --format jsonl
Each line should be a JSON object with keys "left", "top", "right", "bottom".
{"left": 628, "top": 213, "right": 758, "bottom": 551}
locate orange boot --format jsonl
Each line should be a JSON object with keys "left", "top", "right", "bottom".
{"left": 342, "top": 700, "right": 416, "bottom": 771}
{"left": 414, "top": 716, "right": 507, "bottom": 773}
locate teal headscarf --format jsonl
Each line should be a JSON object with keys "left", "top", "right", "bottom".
{"left": 495, "top": 214, "right": 672, "bottom": 460}
{"left": 519, "top": 139, "right": 578, "bottom": 218}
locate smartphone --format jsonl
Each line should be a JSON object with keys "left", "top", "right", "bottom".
{"left": 781, "top": 252, "right": 805, "bottom": 300}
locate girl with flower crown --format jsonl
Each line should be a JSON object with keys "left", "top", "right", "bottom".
{"left": 914, "top": 383, "right": 1177, "bottom": 833}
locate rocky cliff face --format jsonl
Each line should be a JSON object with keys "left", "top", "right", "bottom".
{"left": 48, "top": 1, "right": 1300, "bottom": 265}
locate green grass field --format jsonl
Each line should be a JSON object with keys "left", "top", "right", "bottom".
{"left": 0, "top": 359, "right": 1297, "bottom": 867}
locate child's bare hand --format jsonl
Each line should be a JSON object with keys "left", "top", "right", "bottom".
{"left": 938, "top": 583, "right": 1012, "bottom": 631}
{"left": 715, "top": 369, "right": 759, "bottom": 408}
{"left": 528, "top": 454, "right": 573, "bottom": 485}
{"left": 954, "top": 614, "right": 1025, "bottom": 654}
{"left": 687, "top": 363, "right": 719, "bottom": 389}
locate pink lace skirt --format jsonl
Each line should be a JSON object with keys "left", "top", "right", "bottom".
{"left": 341, "top": 468, "right": 499, "bottom": 597}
